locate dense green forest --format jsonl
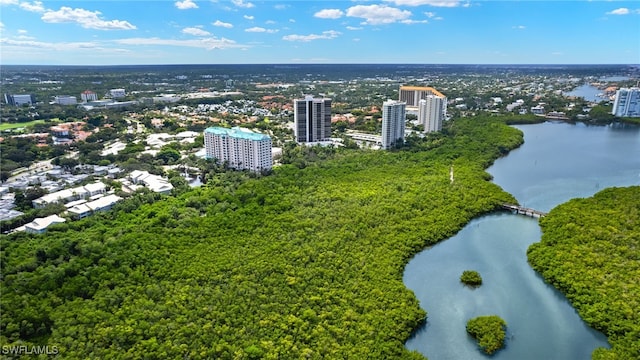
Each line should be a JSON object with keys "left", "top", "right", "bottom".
{"left": 528, "top": 187, "right": 640, "bottom": 360}
{"left": 0, "top": 117, "right": 523, "bottom": 359}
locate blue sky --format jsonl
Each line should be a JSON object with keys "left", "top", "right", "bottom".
{"left": 0, "top": 0, "right": 638, "bottom": 65}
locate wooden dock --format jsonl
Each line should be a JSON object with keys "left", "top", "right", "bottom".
{"left": 501, "top": 204, "right": 548, "bottom": 218}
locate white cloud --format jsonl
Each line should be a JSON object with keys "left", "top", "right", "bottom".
{"left": 19, "top": 1, "right": 44, "bottom": 13}
{"left": 346, "top": 5, "right": 411, "bottom": 25}
{"left": 41, "top": 7, "right": 136, "bottom": 30}
{"left": 386, "top": 0, "right": 461, "bottom": 7}
{"left": 213, "top": 20, "right": 233, "bottom": 28}
{"left": 245, "top": 26, "right": 278, "bottom": 33}
{"left": 314, "top": 9, "right": 344, "bottom": 19}
{"left": 182, "top": 27, "right": 211, "bottom": 36}
{"left": 17, "top": 29, "right": 27, "bottom": 33}
{"left": 232, "top": 0, "right": 254, "bottom": 9}
{"left": 175, "top": 0, "right": 198, "bottom": 9}
{"left": 0, "top": 38, "right": 120, "bottom": 52}
{"left": 282, "top": 30, "right": 341, "bottom": 42}
{"left": 0, "top": 0, "right": 19, "bottom": 5}
{"left": 244, "top": 15, "right": 254, "bottom": 20}
{"left": 424, "top": 12, "right": 444, "bottom": 20}
{"left": 115, "top": 37, "right": 245, "bottom": 50}
{"left": 346, "top": 26, "right": 363, "bottom": 30}
{"left": 606, "top": 8, "right": 630, "bottom": 15}
{"left": 274, "top": 4, "right": 288, "bottom": 10}
{"left": 265, "top": 20, "right": 276, "bottom": 24}
{"left": 512, "top": 25, "right": 525, "bottom": 29}
{"left": 401, "top": 19, "right": 428, "bottom": 24}
{"left": 289, "top": 18, "right": 295, "bottom": 23}
{"left": 0, "top": 22, "right": 4, "bottom": 30}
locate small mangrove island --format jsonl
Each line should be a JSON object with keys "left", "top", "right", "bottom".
{"left": 466, "top": 315, "right": 507, "bottom": 355}
{"left": 460, "top": 270, "right": 483, "bottom": 287}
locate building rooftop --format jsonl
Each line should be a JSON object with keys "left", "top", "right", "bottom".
{"left": 383, "top": 99, "right": 406, "bottom": 106}
{"left": 24, "top": 214, "right": 66, "bottom": 232}
{"left": 205, "top": 126, "right": 270, "bottom": 141}
{"left": 0, "top": 209, "right": 24, "bottom": 222}
{"left": 399, "top": 85, "right": 446, "bottom": 98}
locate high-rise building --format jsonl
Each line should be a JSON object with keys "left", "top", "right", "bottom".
{"left": 294, "top": 96, "right": 332, "bottom": 143}
{"left": 4, "top": 94, "right": 35, "bottom": 106}
{"left": 419, "top": 95, "right": 446, "bottom": 133}
{"left": 399, "top": 85, "right": 446, "bottom": 108}
{"left": 204, "top": 127, "right": 272, "bottom": 173}
{"left": 81, "top": 90, "right": 98, "bottom": 102}
{"left": 612, "top": 87, "right": 640, "bottom": 117}
{"left": 381, "top": 100, "right": 406, "bottom": 150}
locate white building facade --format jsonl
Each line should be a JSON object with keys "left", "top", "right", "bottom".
{"left": 4, "top": 94, "right": 35, "bottom": 106}
{"left": 294, "top": 96, "right": 332, "bottom": 143}
{"left": 398, "top": 86, "right": 446, "bottom": 109}
{"left": 128, "top": 171, "right": 174, "bottom": 194}
{"left": 32, "top": 182, "right": 107, "bottom": 208}
{"left": 54, "top": 95, "right": 78, "bottom": 105}
{"left": 81, "top": 90, "right": 98, "bottom": 102}
{"left": 24, "top": 215, "right": 66, "bottom": 234}
{"left": 204, "top": 127, "right": 272, "bottom": 173}
{"left": 612, "top": 87, "right": 640, "bottom": 117}
{"left": 109, "top": 88, "right": 126, "bottom": 98}
{"left": 381, "top": 100, "right": 406, "bottom": 150}
{"left": 419, "top": 95, "right": 446, "bottom": 133}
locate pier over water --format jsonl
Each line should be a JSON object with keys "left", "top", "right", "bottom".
{"left": 501, "top": 203, "right": 548, "bottom": 218}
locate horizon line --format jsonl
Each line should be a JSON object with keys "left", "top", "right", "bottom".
{"left": 2, "top": 63, "right": 639, "bottom": 67}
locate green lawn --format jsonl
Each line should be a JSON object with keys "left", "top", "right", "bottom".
{"left": 0, "top": 119, "right": 47, "bottom": 131}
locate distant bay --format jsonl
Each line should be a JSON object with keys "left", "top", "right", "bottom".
{"left": 564, "top": 84, "right": 604, "bottom": 102}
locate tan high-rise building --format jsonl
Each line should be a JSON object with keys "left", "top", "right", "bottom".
{"left": 398, "top": 85, "right": 446, "bottom": 108}
{"left": 400, "top": 85, "right": 447, "bottom": 132}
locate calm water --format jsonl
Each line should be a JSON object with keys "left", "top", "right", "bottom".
{"left": 404, "top": 121, "right": 640, "bottom": 359}
{"left": 564, "top": 84, "right": 604, "bottom": 102}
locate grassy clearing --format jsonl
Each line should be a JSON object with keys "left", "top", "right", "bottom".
{"left": 0, "top": 120, "right": 47, "bottom": 131}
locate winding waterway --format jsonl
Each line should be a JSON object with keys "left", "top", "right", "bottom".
{"left": 404, "top": 121, "right": 640, "bottom": 359}
{"left": 563, "top": 84, "right": 605, "bottom": 103}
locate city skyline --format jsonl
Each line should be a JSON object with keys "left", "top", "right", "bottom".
{"left": 1, "top": 0, "right": 639, "bottom": 65}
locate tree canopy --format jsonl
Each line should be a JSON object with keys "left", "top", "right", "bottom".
{"left": 466, "top": 315, "right": 507, "bottom": 355}
{"left": 460, "top": 270, "right": 483, "bottom": 287}
{"left": 1, "top": 116, "right": 523, "bottom": 359}
{"left": 528, "top": 186, "right": 640, "bottom": 359}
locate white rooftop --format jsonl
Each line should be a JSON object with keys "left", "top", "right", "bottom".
{"left": 24, "top": 214, "right": 66, "bottom": 232}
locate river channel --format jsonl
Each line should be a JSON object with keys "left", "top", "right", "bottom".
{"left": 404, "top": 121, "right": 640, "bottom": 359}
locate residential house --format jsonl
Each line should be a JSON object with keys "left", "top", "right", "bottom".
{"left": 23, "top": 215, "right": 66, "bottom": 234}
